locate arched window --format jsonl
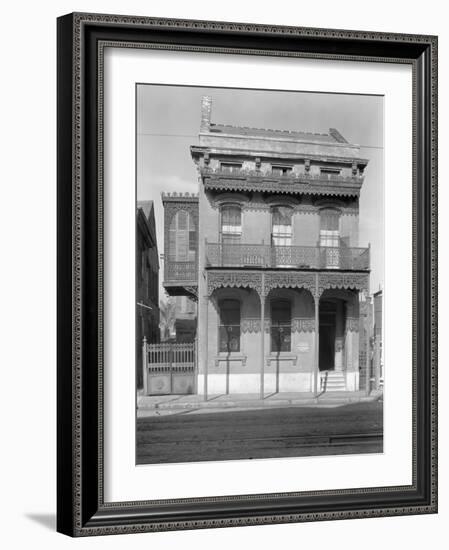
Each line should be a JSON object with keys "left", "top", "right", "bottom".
{"left": 218, "top": 299, "right": 241, "bottom": 352}
{"left": 320, "top": 208, "right": 340, "bottom": 268}
{"left": 271, "top": 206, "right": 292, "bottom": 247}
{"left": 271, "top": 300, "right": 292, "bottom": 352}
{"left": 319, "top": 208, "right": 340, "bottom": 247}
{"left": 221, "top": 205, "right": 242, "bottom": 245}
{"left": 271, "top": 206, "right": 293, "bottom": 267}
{"left": 168, "top": 210, "right": 196, "bottom": 261}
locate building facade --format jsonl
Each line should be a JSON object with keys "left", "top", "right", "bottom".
{"left": 163, "top": 97, "right": 371, "bottom": 397}
{"left": 136, "top": 201, "right": 160, "bottom": 388}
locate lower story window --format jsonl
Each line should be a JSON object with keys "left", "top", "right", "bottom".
{"left": 218, "top": 299, "right": 241, "bottom": 352}
{"left": 271, "top": 300, "right": 292, "bottom": 352}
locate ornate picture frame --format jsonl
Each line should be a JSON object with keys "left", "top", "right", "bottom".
{"left": 57, "top": 12, "right": 437, "bottom": 536}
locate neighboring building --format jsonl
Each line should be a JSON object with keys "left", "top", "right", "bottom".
{"left": 161, "top": 192, "right": 199, "bottom": 343}
{"left": 173, "top": 296, "right": 197, "bottom": 342}
{"left": 359, "top": 293, "right": 373, "bottom": 391}
{"left": 136, "top": 201, "right": 160, "bottom": 388}
{"left": 159, "top": 296, "right": 197, "bottom": 343}
{"left": 373, "top": 289, "right": 383, "bottom": 387}
{"left": 163, "top": 96, "right": 371, "bottom": 397}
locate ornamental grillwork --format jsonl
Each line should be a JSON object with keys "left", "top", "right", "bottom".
{"left": 317, "top": 272, "right": 369, "bottom": 297}
{"left": 264, "top": 272, "right": 316, "bottom": 295}
{"left": 206, "top": 271, "right": 263, "bottom": 296}
{"left": 264, "top": 318, "right": 315, "bottom": 332}
{"left": 205, "top": 243, "right": 369, "bottom": 270}
{"left": 292, "top": 318, "right": 316, "bottom": 332}
{"left": 241, "top": 318, "right": 261, "bottom": 333}
{"left": 184, "top": 286, "right": 198, "bottom": 301}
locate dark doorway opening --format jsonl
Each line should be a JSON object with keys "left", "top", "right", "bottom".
{"left": 319, "top": 300, "right": 337, "bottom": 371}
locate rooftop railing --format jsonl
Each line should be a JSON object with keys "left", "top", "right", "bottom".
{"left": 200, "top": 166, "right": 364, "bottom": 185}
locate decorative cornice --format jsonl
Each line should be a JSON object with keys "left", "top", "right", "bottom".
{"left": 204, "top": 178, "right": 361, "bottom": 198}
{"left": 191, "top": 146, "right": 370, "bottom": 165}
{"left": 161, "top": 191, "right": 199, "bottom": 202}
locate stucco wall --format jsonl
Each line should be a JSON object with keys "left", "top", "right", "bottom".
{"left": 201, "top": 190, "right": 359, "bottom": 248}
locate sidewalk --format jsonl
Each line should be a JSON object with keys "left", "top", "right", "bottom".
{"left": 137, "top": 389, "right": 383, "bottom": 417}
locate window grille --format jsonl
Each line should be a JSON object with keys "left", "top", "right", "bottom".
{"left": 218, "top": 299, "right": 241, "bottom": 353}
{"left": 271, "top": 300, "right": 292, "bottom": 352}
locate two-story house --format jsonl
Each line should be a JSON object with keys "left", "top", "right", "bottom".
{"left": 163, "top": 96, "right": 371, "bottom": 398}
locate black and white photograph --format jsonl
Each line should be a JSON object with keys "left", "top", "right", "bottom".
{"left": 136, "top": 85, "right": 384, "bottom": 465}
{"left": 0, "top": 0, "right": 441, "bottom": 545}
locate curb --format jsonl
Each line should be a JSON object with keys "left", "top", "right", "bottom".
{"left": 137, "top": 393, "right": 381, "bottom": 412}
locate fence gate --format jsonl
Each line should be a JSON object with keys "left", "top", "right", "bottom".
{"left": 143, "top": 341, "right": 196, "bottom": 395}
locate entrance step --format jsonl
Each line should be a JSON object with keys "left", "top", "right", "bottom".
{"left": 320, "top": 371, "right": 346, "bottom": 392}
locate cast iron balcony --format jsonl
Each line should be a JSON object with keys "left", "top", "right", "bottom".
{"left": 205, "top": 243, "right": 370, "bottom": 271}
{"left": 163, "top": 260, "right": 198, "bottom": 299}
{"left": 164, "top": 260, "right": 197, "bottom": 282}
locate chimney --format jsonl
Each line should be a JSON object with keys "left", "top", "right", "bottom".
{"left": 200, "top": 96, "right": 212, "bottom": 132}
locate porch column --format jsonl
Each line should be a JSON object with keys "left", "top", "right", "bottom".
{"left": 313, "top": 274, "right": 320, "bottom": 395}
{"left": 260, "top": 274, "right": 265, "bottom": 400}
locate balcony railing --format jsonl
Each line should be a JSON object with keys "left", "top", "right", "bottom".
{"left": 164, "top": 260, "right": 197, "bottom": 282}
{"left": 206, "top": 243, "right": 370, "bottom": 271}
{"left": 200, "top": 166, "right": 364, "bottom": 185}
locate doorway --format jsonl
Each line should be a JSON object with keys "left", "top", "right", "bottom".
{"left": 319, "top": 300, "right": 337, "bottom": 371}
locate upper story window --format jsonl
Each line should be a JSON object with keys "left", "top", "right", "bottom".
{"left": 221, "top": 205, "right": 242, "bottom": 245}
{"left": 218, "top": 299, "right": 241, "bottom": 353}
{"left": 320, "top": 208, "right": 340, "bottom": 247}
{"left": 168, "top": 210, "right": 196, "bottom": 261}
{"left": 271, "top": 300, "right": 292, "bottom": 352}
{"left": 320, "top": 167, "right": 341, "bottom": 176}
{"left": 272, "top": 165, "right": 292, "bottom": 176}
{"left": 220, "top": 162, "right": 242, "bottom": 174}
{"left": 272, "top": 206, "right": 292, "bottom": 247}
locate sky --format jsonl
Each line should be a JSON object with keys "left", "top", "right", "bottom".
{"left": 137, "top": 85, "right": 384, "bottom": 297}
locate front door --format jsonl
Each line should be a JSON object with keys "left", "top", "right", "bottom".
{"left": 319, "top": 301, "right": 337, "bottom": 371}
{"left": 319, "top": 324, "right": 336, "bottom": 370}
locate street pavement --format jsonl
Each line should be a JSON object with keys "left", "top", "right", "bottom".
{"left": 136, "top": 400, "right": 383, "bottom": 464}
